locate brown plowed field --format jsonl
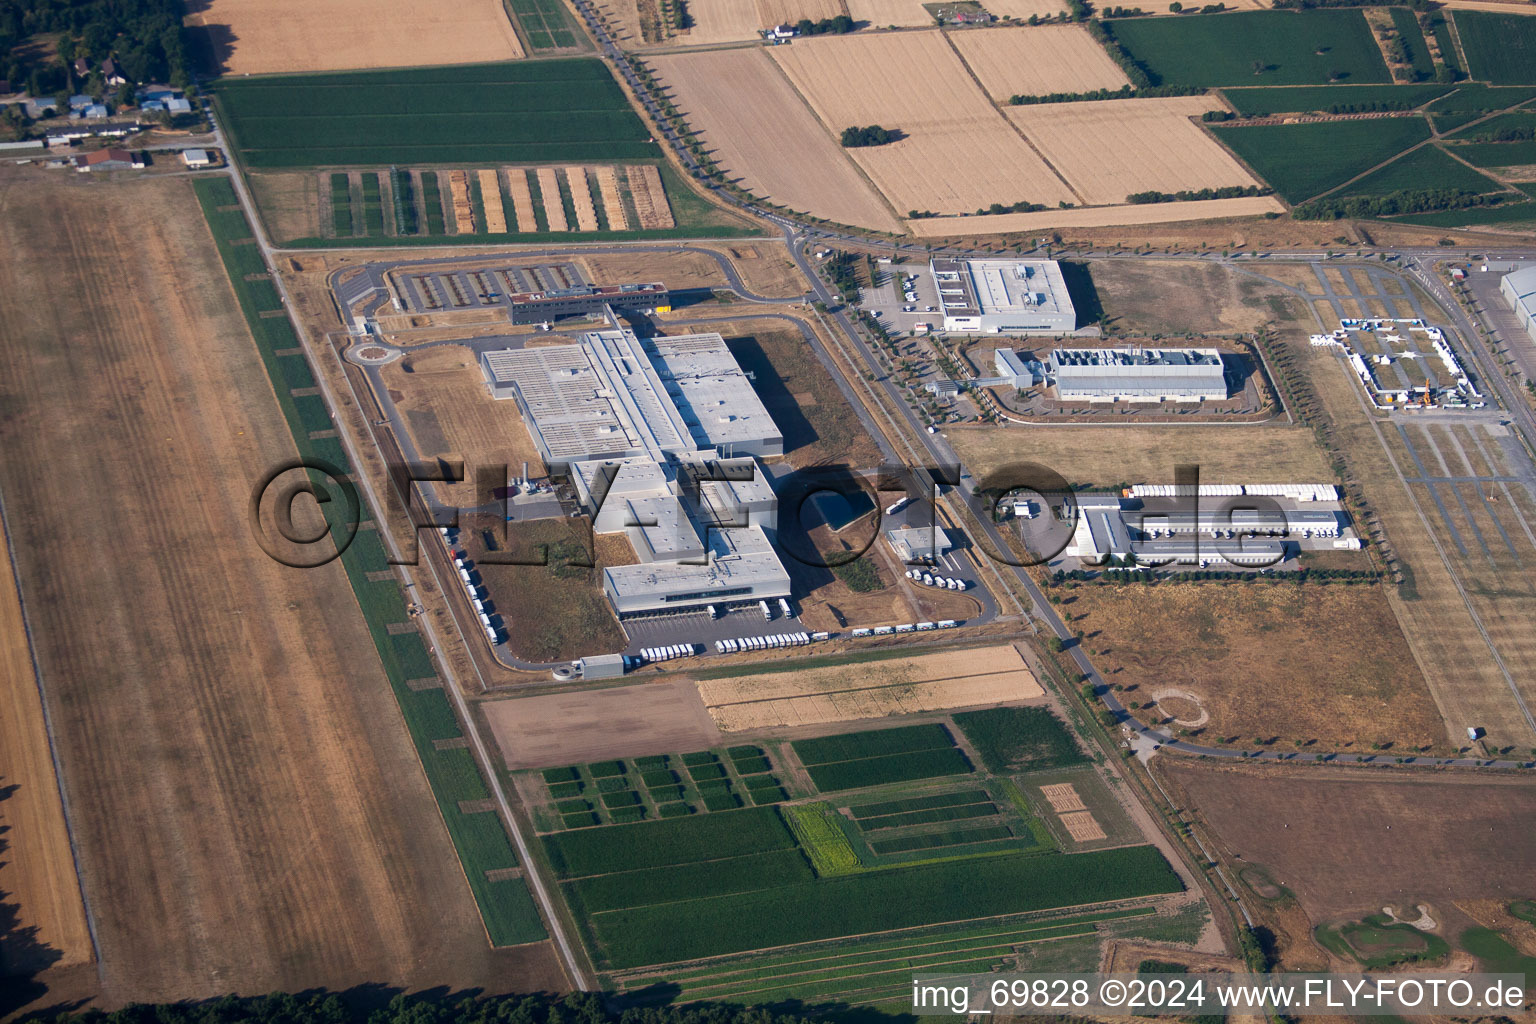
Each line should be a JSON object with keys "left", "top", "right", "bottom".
{"left": 1164, "top": 763, "right": 1536, "bottom": 920}
{"left": 1006, "top": 97, "right": 1261, "bottom": 206}
{"left": 951, "top": 25, "right": 1129, "bottom": 101}
{"left": 0, "top": 173, "right": 562, "bottom": 1008}
{"left": 650, "top": 48, "right": 901, "bottom": 231}
{"left": 186, "top": 0, "right": 524, "bottom": 74}
{"left": 771, "top": 30, "right": 1076, "bottom": 212}
{"left": 0, "top": 519, "right": 92, "bottom": 977}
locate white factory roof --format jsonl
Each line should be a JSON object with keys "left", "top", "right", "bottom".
{"left": 932, "top": 258, "right": 1073, "bottom": 320}
{"left": 603, "top": 522, "right": 789, "bottom": 597}
{"left": 649, "top": 333, "right": 782, "bottom": 455}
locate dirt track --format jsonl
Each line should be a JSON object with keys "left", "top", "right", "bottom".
{"left": 0, "top": 173, "right": 562, "bottom": 1008}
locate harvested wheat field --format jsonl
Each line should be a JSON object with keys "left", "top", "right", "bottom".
{"left": 536, "top": 167, "right": 569, "bottom": 231}
{"left": 478, "top": 169, "right": 508, "bottom": 233}
{"left": 951, "top": 25, "right": 1129, "bottom": 101}
{"left": 979, "top": 0, "right": 1072, "bottom": 18}
{"left": 651, "top": 49, "right": 900, "bottom": 231}
{"left": 655, "top": 0, "right": 847, "bottom": 44}
{"left": 947, "top": 423, "right": 1333, "bottom": 486}
{"left": 0, "top": 173, "right": 562, "bottom": 1007}
{"left": 757, "top": 0, "right": 848, "bottom": 26}
{"left": 565, "top": 167, "right": 600, "bottom": 231}
{"left": 1060, "top": 811, "right": 1107, "bottom": 842}
{"left": 905, "top": 194, "right": 1285, "bottom": 235}
{"left": 1040, "top": 783, "right": 1088, "bottom": 813}
{"left": 696, "top": 644, "right": 1043, "bottom": 730}
{"left": 772, "top": 30, "right": 1075, "bottom": 213}
{"left": 504, "top": 167, "right": 538, "bottom": 231}
{"left": 1007, "top": 97, "right": 1259, "bottom": 206}
{"left": 1070, "top": 582, "right": 1447, "bottom": 751}
{"left": 187, "top": 0, "right": 524, "bottom": 75}
{"left": 595, "top": 166, "right": 631, "bottom": 230}
{"left": 381, "top": 346, "right": 548, "bottom": 507}
{"left": 845, "top": 0, "right": 942, "bottom": 26}
{"left": 626, "top": 164, "right": 675, "bottom": 228}
{"left": 0, "top": 528, "right": 92, "bottom": 979}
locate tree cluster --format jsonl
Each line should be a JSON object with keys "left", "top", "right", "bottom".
{"left": 1467, "top": 125, "right": 1536, "bottom": 142}
{"left": 795, "top": 14, "right": 854, "bottom": 34}
{"left": 1008, "top": 82, "right": 1206, "bottom": 105}
{"left": 1293, "top": 187, "right": 1507, "bottom": 220}
{"left": 0, "top": 0, "right": 192, "bottom": 100}
{"left": 1126, "top": 184, "right": 1269, "bottom": 204}
{"left": 840, "top": 123, "right": 895, "bottom": 147}
{"left": 1087, "top": 20, "right": 1155, "bottom": 89}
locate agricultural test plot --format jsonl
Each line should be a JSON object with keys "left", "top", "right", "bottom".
{"left": 532, "top": 744, "right": 790, "bottom": 828}
{"left": 595, "top": 166, "right": 631, "bottom": 230}
{"left": 792, "top": 722, "right": 974, "bottom": 792}
{"left": 695, "top": 644, "right": 1044, "bottom": 731}
{"left": 187, "top": 0, "right": 524, "bottom": 74}
{"left": 626, "top": 164, "right": 676, "bottom": 228}
{"left": 0, "top": 175, "right": 563, "bottom": 1001}
{"left": 650, "top": 48, "right": 902, "bottom": 232}
{"left": 505, "top": 167, "right": 538, "bottom": 230}
{"left": 478, "top": 169, "right": 509, "bottom": 233}
{"left": 536, "top": 167, "right": 570, "bottom": 231}
{"left": 950, "top": 25, "right": 1130, "bottom": 101}
{"left": 448, "top": 170, "right": 477, "bottom": 232}
{"left": 486, "top": 680, "right": 724, "bottom": 768}
{"left": 536, "top": 748, "right": 1181, "bottom": 971}
{"left": 566, "top": 167, "right": 601, "bottom": 230}
{"left": 770, "top": 30, "right": 1077, "bottom": 213}
{"left": 214, "top": 60, "right": 658, "bottom": 168}
{"left": 1006, "top": 96, "right": 1262, "bottom": 206}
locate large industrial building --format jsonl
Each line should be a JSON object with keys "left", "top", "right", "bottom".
{"left": 1065, "top": 484, "right": 1358, "bottom": 567}
{"left": 481, "top": 319, "right": 791, "bottom": 617}
{"left": 1502, "top": 266, "right": 1536, "bottom": 345}
{"left": 1050, "top": 347, "right": 1228, "bottom": 402}
{"left": 930, "top": 258, "right": 1075, "bottom": 334}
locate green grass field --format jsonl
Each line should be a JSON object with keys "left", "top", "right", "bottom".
{"left": 1221, "top": 84, "right": 1450, "bottom": 116}
{"left": 215, "top": 60, "right": 658, "bottom": 168}
{"left": 1345, "top": 143, "right": 1503, "bottom": 195}
{"left": 1212, "top": 117, "right": 1432, "bottom": 202}
{"left": 1454, "top": 10, "right": 1536, "bottom": 85}
{"left": 1108, "top": 10, "right": 1390, "bottom": 88}
{"left": 191, "top": 177, "right": 546, "bottom": 947}
{"left": 1444, "top": 139, "right": 1536, "bottom": 168}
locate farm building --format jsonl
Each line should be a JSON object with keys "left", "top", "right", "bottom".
{"left": 1049, "top": 347, "right": 1228, "bottom": 402}
{"left": 72, "top": 148, "right": 143, "bottom": 172}
{"left": 181, "top": 148, "right": 212, "bottom": 168}
{"left": 504, "top": 281, "right": 669, "bottom": 325}
{"left": 1501, "top": 266, "right": 1536, "bottom": 346}
{"left": 930, "top": 258, "right": 1075, "bottom": 334}
{"left": 481, "top": 318, "right": 791, "bottom": 617}
{"left": 1066, "top": 488, "right": 1356, "bottom": 567}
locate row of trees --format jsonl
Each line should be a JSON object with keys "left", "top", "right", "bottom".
{"left": 1272, "top": 0, "right": 1434, "bottom": 9}
{"left": 1008, "top": 82, "right": 1206, "bottom": 105}
{"left": 1126, "top": 184, "right": 1269, "bottom": 204}
{"left": 1465, "top": 125, "right": 1536, "bottom": 143}
{"left": 1293, "top": 187, "right": 1507, "bottom": 220}
{"left": 793, "top": 14, "right": 855, "bottom": 34}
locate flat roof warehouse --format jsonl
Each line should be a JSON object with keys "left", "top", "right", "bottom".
{"left": 481, "top": 316, "right": 791, "bottom": 616}
{"left": 931, "top": 257, "right": 1076, "bottom": 334}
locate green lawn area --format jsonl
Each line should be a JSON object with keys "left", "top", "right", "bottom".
{"left": 1211, "top": 116, "right": 1432, "bottom": 202}
{"left": 1221, "top": 84, "right": 1450, "bottom": 116}
{"left": 1454, "top": 10, "right": 1536, "bottom": 85}
{"left": 1108, "top": 9, "right": 1391, "bottom": 87}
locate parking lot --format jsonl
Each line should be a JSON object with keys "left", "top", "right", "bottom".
{"left": 393, "top": 261, "right": 586, "bottom": 314}
{"left": 620, "top": 602, "right": 812, "bottom": 658}
{"left": 857, "top": 261, "right": 945, "bottom": 335}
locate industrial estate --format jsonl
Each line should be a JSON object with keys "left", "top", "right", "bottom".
{"left": 5, "top": 1, "right": 1536, "bottom": 1023}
